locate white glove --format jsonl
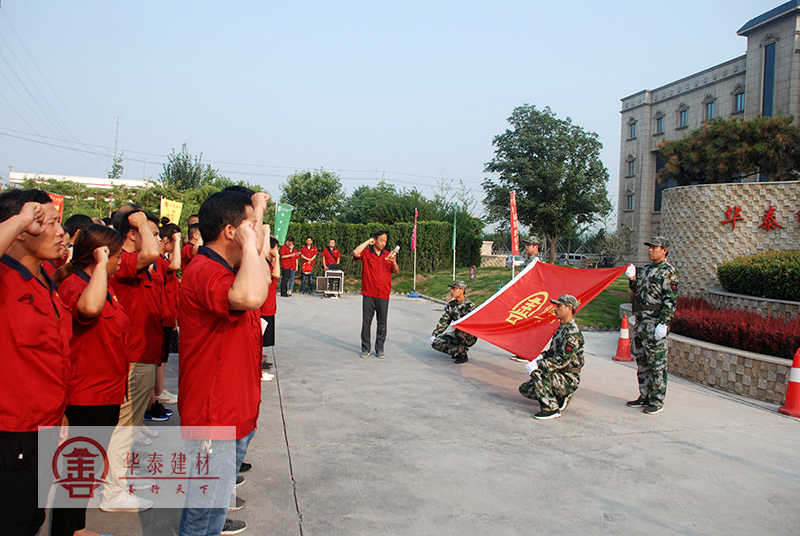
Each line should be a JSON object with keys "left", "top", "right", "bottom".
{"left": 429, "top": 336, "right": 436, "bottom": 347}
{"left": 628, "top": 315, "right": 635, "bottom": 327}
{"left": 654, "top": 323, "right": 668, "bottom": 340}
{"left": 525, "top": 354, "right": 543, "bottom": 375}
{"left": 625, "top": 264, "right": 636, "bottom": 279}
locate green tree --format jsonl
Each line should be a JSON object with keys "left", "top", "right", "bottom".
{"left": 342, "top": 181, "right": 436, "bottom": 224}
{"left": 279, "top": 169, "right": 345, "bottom": 223}
{"left": 658, "top": 115, "right": 800, "bottom": 185}
{"left": 108, "top": 154, "right": 124, "bottom": 180}
{"left": 160, "top": 143, "right": 228, "bottom": 191}
{"left": 483, "top": 104, "right": 612, "bottom": 263}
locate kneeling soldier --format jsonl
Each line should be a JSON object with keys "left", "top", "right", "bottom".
{"left": 429, "top": 280, "right": 477, "bottom": 364}
{"left": 519, "top": 294, "right": 584, "bottom": 420}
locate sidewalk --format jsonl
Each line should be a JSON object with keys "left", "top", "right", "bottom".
{"left": 75, "top": 293, "right": 800, "bottom": 535}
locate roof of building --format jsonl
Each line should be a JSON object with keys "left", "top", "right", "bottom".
{"left": 9, "top": 172, "right": 148, "bottom": 190}
{"left": 738, "top": 0, "right": 800, "bottom": 35}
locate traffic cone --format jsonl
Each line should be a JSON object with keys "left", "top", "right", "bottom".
{"left": 612, "top": 315, "right": 633, "bottom": 362}
{"left": 779, "top": 349, "right": 800, "bottom": 418}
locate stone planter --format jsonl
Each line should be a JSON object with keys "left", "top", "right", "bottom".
{"left": 668, "top": 334, "right": 791, "bottom": 405}
{"left": 705, "top": 287, "right": 799, "bottom": 322}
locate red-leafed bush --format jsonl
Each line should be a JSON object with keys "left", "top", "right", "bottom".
{"left": 671, "top": 298, "right": 800, "bottom": 360}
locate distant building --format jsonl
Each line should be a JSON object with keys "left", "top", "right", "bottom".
{"left": 617, "top": 1, "right": 797, "bottom": 264}
{"left": 9, "top": 172, "right": 148, "bottom": 190}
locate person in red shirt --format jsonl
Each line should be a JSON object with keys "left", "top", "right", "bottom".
{"left": 321, "top": 238, "right": 342, "bottom": 271}
{"left": 353, "top": 230, "right": 399, "bottom": 359}
{"left": 101, "top": 209, "right": 162, "bottom": 513}
{"left": 179, "top": 189, "right": 270, "bottom": 536}
{"left": 279, "top": 236, "right": 300, "bottom": 297}
{"left": 260, "top": 235, "right": 281, "bottom": 377}
{"left": 0, "top": 190, "right": 72, "bottom": 536}
{"left": 153, "top": 223, "right": 182, "bottom": 407}
{"left": 50, "top": 223, "right": 130, "bottom": 535}
{"left": 181, "top": 222, "right": 201, "bottom": 270}
{"left": 299, "top": 236, "right": 318, "bottom": 294}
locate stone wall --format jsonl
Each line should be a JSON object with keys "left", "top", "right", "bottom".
{"left": 706, "top": 288, "right": 800, "bottom": 322}
{"left": 668, "top": 334, "right": 791, "bottom": 405}
{"left": 660, "top": 181, "right": 800, "bottom": 296}
{"left": 481, "top": 255, "right": 505, "bottom": 268}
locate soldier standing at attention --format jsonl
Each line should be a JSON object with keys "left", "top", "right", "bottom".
{"left": 523, "top": 236, "right": 541, "bottom": 265}
{"left": 625, "top": 236, "right": 679, "bottom": 415}
{"left": 519, "top": 294, "right": 584, "bottom": 420}
{"left": 429, "top": 280, "right": 477, "bottom": 364}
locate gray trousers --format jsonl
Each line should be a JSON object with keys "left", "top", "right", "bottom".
{"left": 361, "top": 295, "right": 389, "bottom": 354}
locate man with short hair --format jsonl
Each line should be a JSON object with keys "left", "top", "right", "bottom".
{"left": 279, "top": 236, "right": 300, "bottom": 297}
{"left": 429, "top": 280, "right": 477, "bottom": 364}
{"left": 299, "top": 236, "right": 318, "bottom": 294}
{"left": 182, "top": 223, "right": 202, "bottom": 270}
{"left": 519, "top": 294, "right": 584, "bottom": 420}
{"left": 321, "top": 239, "right": 341, "bottom": 271}
{"left": 179, "top": 189, "right": 270, "bottom": 536}
{"left": 0, "top": 190, "right": 71, "bottom": 535}
{"left": 523, "top": 237, "right": 541, "bottom": 265}
{"left": 625, "top": 236, "right": 679, "bottom": 415}
{"left": 354, "top": 230, "right": 399, "bottom": 359}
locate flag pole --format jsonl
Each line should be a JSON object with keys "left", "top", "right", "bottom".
{"left": 452, "top": 210, "right": 457, "bottom": 280}
{"left": 409, "top": 208, "right": 421, "bottom": 298}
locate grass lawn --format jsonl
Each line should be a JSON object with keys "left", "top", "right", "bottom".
{"left": 342, "top": 265, "right": 631, "bottom": 330}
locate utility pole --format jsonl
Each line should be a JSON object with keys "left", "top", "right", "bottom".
{"left": 113, "top": 117, "right": 120, "bottom": 160}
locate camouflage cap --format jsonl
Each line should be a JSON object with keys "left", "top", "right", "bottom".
{"left": 550, "top": 294, "right": 579, "bottom": 310}
{"left": 644, "top": 236, "right": 670, "bottom": 249}
{"left": 522, "top": 236, "right": 541, "bottom": 247}
{"left": 448, "top": 280, "right": 467, "bottom": 289}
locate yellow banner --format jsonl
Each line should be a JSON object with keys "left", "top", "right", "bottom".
{"left": 160, "top": 197, "right": 183, "bottom": 224}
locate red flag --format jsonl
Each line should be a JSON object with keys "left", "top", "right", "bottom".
{"left": 411, "top": 209, "right": 418, "bottom": 250}
{"left": 453, "top": 260, "right": 627, "bottom": 360}
{"left": 510, "top": 192, "right": 519, "bottom": 256}
{"left": 47, "top": 192, "right": 65, "bottom": 222}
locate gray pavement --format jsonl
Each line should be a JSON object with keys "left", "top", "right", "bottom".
{"left": 68, "top": 292, "right": 800, "bottom": 535}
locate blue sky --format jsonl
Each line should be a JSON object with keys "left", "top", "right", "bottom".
{"left": 0, "top": 0, "right": 779, "bottom": 224}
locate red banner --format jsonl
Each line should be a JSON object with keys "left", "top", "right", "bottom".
{"left": 411, "top": 209, "right": 418, "bottom": 250}
{"left": 47, "top": 192, "right": 65, "bottom": 221}
{"left": 510, "top": 191, "right": 519, "bottom": 256}
{"left": 453, "top": 260, "right": 627, "bottom": 360}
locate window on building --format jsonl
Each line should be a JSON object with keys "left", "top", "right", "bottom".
{"left": 630, "top": 122, "right": 636, "bottom": 138}
{"left": 732, "top": 85, "right": 745, "bottom": 113}
{"left": 627, "top": 117, "right": 637, "bottom": 139}
{"left": 626, "top": 195, "right": 634, "bottom": 211}
{"left": 625, "top": 154, "right": 636, "bottom": 177}
{"left": 677, "top": 104, "right": 688, "bottom": 128}
{"left": 654, "top": 111, "right": 664, "bottom": 134}
{"left": 705, "top": 101, "right": 714, "bottom": 120}
{"left": 763, "top": 42, "right": 776, "bottom": 117}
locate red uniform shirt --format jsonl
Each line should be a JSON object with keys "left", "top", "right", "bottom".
{"left": 321, "top": 247, "right": 341, "bottom": 269}
{"left": 0, "top": 255, "right": 72, "bottom": 432}
{"left": 109, "top": 250, "right": 164, "bottom": 364}
{"left": 300, "top": 245, "right": 318, "bottom": 273}
{"left": 58, "top": 271, "right": 129, "bottom": 406}
{"left": 181, "top": 243, "right": 195, "bottom": 271}
{"left": 260, "top": 260, "right": 278, "bottom": 317}
{"left": 157, "top": 255, "right": 180, "bottom": 327}
{"left": 357, "top": 246, "right": 394, "bottom": 300}
{"left": 280, "top": 244, "right": 299, "bottom": 271}
{"left": 178, "top": 247, "right": 262, "bottom": 440}
{"left": 43, "top": 258, "right": 60, "bottom": 276}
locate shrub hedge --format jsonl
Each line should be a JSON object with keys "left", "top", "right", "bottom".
{"left": 670, "top": 297, "right": 800, "bottom": 360}
{"left": 285, "top": 221, "right": 482, "bottom": 277}
{"left": 717, "top": 250, "right": 800, "bottom": 302}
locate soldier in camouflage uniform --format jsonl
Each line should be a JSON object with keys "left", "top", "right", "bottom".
{"left": 626, "top": 236, "right": 679, "bottom": 415}
{"left": 519, "top": 294, "right": 584, "bottom": 420}
{"left": 523, "top": 237, "right": 541, "bottom": 266}
{"left": 429, "top": 280, "right": 477, "bottom": 364}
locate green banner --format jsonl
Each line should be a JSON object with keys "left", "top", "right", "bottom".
{"left": 275, "top": 203, "right": 293, "bottom": 244}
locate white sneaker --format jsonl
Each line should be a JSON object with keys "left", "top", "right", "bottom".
{"left": 155, "top": 388, "right": 178, "bottom": 405}
{"left": 261, "top": 372, "right": 274, "bottom": 382}
{"left": 99, "top": 492, "right": 154, "bottom": 513}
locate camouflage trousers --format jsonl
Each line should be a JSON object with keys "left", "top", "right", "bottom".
{"left": 632, "top": 317, "right": 668, "bottom": 407}
{"left": 519, "top": 370, "right": 580, "bottom": 412}
{"left": 431, "top": 332, "right": 474, "bottom": 359}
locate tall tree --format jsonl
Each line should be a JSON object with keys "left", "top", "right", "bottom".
{"left": 483, "top": 105, "right": 612, "bottom": 262}
{"left": 658, "top": 115, "right": 800, "bottom": 185}
{"left": 160, "top": 144, "right": 227, "bottom": 191}
{"left": 108, "top": 153, "right": 124, "bottom": 180}
{"left": 342, "top": 181, "right": 436, "bottom": 224}
{"left": 279, "top": 169, "right": 345, "bottom": 223}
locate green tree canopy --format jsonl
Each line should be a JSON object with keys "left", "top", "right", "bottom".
{"left": 279, "top": 169, "right": 345, "bottom": 223}
{"left": 658, "top": 115, "right": 800, "bottom": 185}
{"left": 160, "top": 143, "right": 229, "bottom": 191}
{"left": 342, "top": 181, "right": 437, "bottom": 224}
{"left": 483, "top": 104, "right": 612, "bottom": 262}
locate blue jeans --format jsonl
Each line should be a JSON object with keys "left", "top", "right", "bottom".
{"left": 288, "top": 270, "right": 296, "bottom": 292}
{"left": 300, "top": 272, "right": 314, "bottom": 293}
{"left": 179, "top": 430, "right": 255, "bottom": 536}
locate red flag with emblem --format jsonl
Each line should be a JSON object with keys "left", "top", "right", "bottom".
{"left": 453, "top": 260, "right": 627, "bottom": 360}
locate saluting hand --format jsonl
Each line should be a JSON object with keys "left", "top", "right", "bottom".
{"left": 251, "top": 192, "right": 270, "bottom": 213}
{"left": 234, "top": 220, "right": 257, "bottom": 249}
{"left": 20, "top": 202, "right": 46, "bottom": 236}
{"left": 93, "top": 246, "right": 110, "bottom": 264}
{"left": 128, "top": 211, "right": 148, "bottom": 229}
